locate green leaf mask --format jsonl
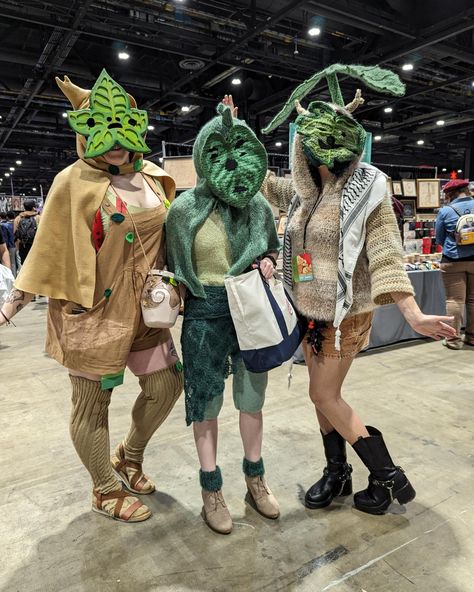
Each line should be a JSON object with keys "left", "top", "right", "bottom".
{"left": 67, "top": 69, "right": 151, "bottom": 158}
{"left": 296, "top": 101, "right": 367, "bottom": 170}
{"left": 193, "top": 104, "right": 268, "bottom": 208}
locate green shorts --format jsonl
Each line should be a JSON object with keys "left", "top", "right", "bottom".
{"left": 203, "top": 360, "right": 267, "bottom": 419}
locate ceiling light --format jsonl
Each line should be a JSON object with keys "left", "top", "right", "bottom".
{"left": 458, "top": 169, "right": 463, "bottom": 173}
{"left": 15, "top": 160, "right": 22, "bottom": 165}
{"left": 442, "top": 168, "right": 447, "bottom": 172}
{"left": 9, "top": 167, "right": 14, "bottom": 171}
{"left": 147, "top": 125, "right": 155, "bottom": 131}
{"left": 308, "top": 27, "right": 321, "bottom": 37}
{"left": 417, "top": 139, "right": 424, "bottom": 145}
{"left": 5, "top": 173, "right": 10, "bottom": 177}
{"left": 62, "top": 112, "right": 68, "bottom": 118}
{"left": 231, "top": 78, "right": 242, "bottom": 86}
{"left": 374, "top": 135, "right": 382, "bottom": 141}
{"left": 159, "top": 157, "right": 163, "bottom": 163}
{"left": 32, "top": 187, "right": 37, "bottom": 191}
{"left": 402, "top": 63, "right": 414, "bottom": 71}
{"left": 436, "top": 120, "right": 445, "bottom": 126}
{"left": 118, "top": 51, "right": 130, "bottom": 60}
{"left": 471, "top": 81, "right": 474, "bottom": 87}
{"left": 181, "top": 106, "right": 191, "bottom": 112}
{"left": 384, "top": 107, "right": 393, "bottom": 113}
{"left": 275, "top": 141, "right": 282, "bottom": 147}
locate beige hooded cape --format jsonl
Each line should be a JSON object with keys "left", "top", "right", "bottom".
{"left": 15, "top": 75, "right": 175, "bottom": 308}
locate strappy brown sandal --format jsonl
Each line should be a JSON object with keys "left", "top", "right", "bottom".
{"left": 92, "top": 489, "right": 151, "bottom": 523}
{"left": 111, "top": 443, "right": 156, "bottom": 495}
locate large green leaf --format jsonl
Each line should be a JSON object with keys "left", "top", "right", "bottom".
{"left": 84, "top": 127, "right": 116, "bottom": 158}
{"left": 116, "top": 128, "right": 151, "bottom": 154}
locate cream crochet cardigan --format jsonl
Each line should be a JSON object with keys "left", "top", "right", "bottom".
{"left": 263, "top": 136, "right": 414, "bottom": 341}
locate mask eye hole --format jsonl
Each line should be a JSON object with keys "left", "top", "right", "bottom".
{"left": 235, "top": 138, "right": 245, "bottom": 149}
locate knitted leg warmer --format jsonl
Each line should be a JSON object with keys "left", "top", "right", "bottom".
{"left": 69, "top": 376, "right": 120, "bottom": 494}
{"left": 243, "top": 457, "right": 265, "bottom": 477}
{"left": 122, "top": 365, "right": 183, "bottom": 463}
{"left": 200, "top": 466, "right": 223, "bottom": 492}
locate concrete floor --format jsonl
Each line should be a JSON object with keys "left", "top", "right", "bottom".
{"left": 1, "top": 301, "right": 473, "bottom": 592}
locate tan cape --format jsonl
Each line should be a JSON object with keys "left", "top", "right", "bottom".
{"left": 15, "top": 75, "right": 176, "bottom": 308}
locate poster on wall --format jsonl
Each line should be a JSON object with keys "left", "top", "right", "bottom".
{"left": 392, "top": 181, "right": 403, "bottom": 196}
{"left": 400, "top": 199, "right": 416, "bottom": 219}
{"left": 162, "top": 156, "right": 197, "bottom": 191}
{"left": 401, "top": 179, "right": 417, "bottom": 197}
{"left": 417, "top": 179, "right": 440, "bottom": 209}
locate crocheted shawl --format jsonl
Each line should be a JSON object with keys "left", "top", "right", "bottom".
{"left": 166, "top": 182, "right": 280, "bottom": 298}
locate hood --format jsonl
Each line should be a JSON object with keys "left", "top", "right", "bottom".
{"left": 192, "top": 103, "right": 267, "bottom": 209}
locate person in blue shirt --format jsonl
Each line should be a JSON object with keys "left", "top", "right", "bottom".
{"left": 435, "top": 178, "right": 474, "bottom": 349}
{"left": 0, "top": 211, "right": 17, "bottom": 277}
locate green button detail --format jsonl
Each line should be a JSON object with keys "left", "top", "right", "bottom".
{"left": 175, "top": 361, "right": 184, "bottom": 372}
{"left": 163, "top": 198, "right": 171, "bottom": 209}
{"left": 133, "top": 158, "right": 143, "bottom": 172}
{"left": 125, "top": 232, "right": 134, "bottom": 243}
{"left": 110, "top": 213, "right": 125, "bottom": 223}
{"left": 104, "top": 288, "right": 112, "bottom": 299}
{"left": 108, "top": 164, "right": 120, "bottom": 175}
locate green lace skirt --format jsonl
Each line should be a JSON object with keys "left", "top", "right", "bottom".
{"left": 181, "top": 285, "right": 241, "bottom": 425}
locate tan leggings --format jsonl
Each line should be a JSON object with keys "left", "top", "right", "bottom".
{"left": 69, "top": 366, "right": 183, "bottom": 494}
{"left": 440, "top": 260, "right": 474, "bottom": 342}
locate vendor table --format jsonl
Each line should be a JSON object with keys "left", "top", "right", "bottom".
{"left": 368, "top": 269, "right": 446, "bottom": 349}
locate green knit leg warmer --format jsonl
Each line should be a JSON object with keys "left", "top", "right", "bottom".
{"left": 199, "top": 466, "right": 223, "bottom": 491}
{"left": 243, "top": 457, "right": 265, "bottom": 477}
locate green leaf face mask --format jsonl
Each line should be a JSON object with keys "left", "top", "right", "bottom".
{"left": 295, "top": 101, "right": 367, "bottom": 171}
{"left": 66, "top": 69, "right": 151, "bottom": 158}
{"left": 194, "top": 104, "right": 268, "bottom": 208}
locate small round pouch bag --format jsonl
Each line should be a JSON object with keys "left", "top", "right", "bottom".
{"left": 141, "top": 269, "right": 181, "bottom": 328}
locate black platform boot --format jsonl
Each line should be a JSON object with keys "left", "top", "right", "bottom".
{"left": 352, "top": 426, "right": 416, "bottom": 515}
{"left": 305, "top": 430, "right": 353, "bottom": 509}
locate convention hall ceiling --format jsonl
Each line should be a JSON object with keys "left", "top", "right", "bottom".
{"left": 1, "top": 0, "right": 474, "bottom": 192}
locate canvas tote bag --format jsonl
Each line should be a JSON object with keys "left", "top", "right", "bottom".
{"left": 224, "top": 268, "right": 305, "bottom": 373}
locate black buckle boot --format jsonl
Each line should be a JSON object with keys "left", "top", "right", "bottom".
{"left": 305, "top": 430, "right": 353, "bottom": 509}
{"left": 352, "top": 426, "right": 416, "bottom": 515}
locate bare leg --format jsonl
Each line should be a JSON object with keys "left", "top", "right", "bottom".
{"left": 239, "top": 411, "right": 263, "bottom": 462}
{"left": 193, "top": 419, "right": 218, "bottom": 472}
{"left": 303, "top": 341, "right": 368, "bottom": 444}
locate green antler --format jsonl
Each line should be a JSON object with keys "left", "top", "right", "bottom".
{"left": 262, "top": 63, "right": 406, "bottom": 134}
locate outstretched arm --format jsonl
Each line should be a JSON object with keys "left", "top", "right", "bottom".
{"left": 0, "top": 289, "right": 35, "bottom": 326}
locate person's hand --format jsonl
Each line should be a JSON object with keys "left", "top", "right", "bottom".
{"left": 408, "top": 313, "right": 457, "bottom": 340}
{"left": 252, "top": 258, "right": 275, "bottom": 280}
{"left": 221, "top": 94, "right": 238, "bottom": 118}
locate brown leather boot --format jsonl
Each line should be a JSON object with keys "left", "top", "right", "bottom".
{"left": 201, "top": 489, "right": 233, "bottom": 534}
{"left": 245, "top": 475, "right": 280, "bottom": 519}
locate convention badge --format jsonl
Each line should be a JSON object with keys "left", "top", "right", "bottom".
{"left": 101, "top": 370, "right": 125, "bottom": 390}
{"left": 292, "top": 251, "right": 314, "bottom": 282}
{"left": 67, "top": 69, "right": 151, "bottom": 158}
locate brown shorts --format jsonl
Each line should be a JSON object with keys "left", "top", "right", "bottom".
{"left": 303, "top": 312, "right": 373, "bottom": 360}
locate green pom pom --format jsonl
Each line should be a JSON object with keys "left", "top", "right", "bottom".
{"left": 125, "top": 232, "right": 134, "bottom": 243}
{"left": 110, "top": 213, "right": 125, "bottom": 223}
{"left": 133, "top": 158, "right": 143, "bottom": 172}
{"left": 108, "top": 165, "right": 120, "bottom": 175}
{"left": 163, "top": 198, "right": 171, "bottom": 209}
{"left": 104, "top": 288, "right": 112, "bottom": 299}
{"left": 175, "top": 360, "right": 183, "bottom": 372}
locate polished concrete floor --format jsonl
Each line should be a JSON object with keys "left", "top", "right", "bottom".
{"left": 1, "top": 300, "right": 473, "bottom": 592}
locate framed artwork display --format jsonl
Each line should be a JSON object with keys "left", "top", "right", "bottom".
{"left": 392, "top": 181, "right": 403, "bottom": 196}
{"left": 401, "top": 179, "right": 417, "bottom": 197}
{"left": 417, "top": 179, "right": 440, "bottom": 209}
{"left": 162, "top": 156, "right": 197, "bottom": 191}
{"left": 12, "top": 196, "right": 21, "bottom": 210}
{"left": 400, "top": 199, "right": 416, "bottom": 219}
{"left": 386, "top": 177, "right": 393, "bottom": 196}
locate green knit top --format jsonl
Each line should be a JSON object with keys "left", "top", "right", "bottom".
{"left": 193, "top": 210, "right": 232, "bottom": 286}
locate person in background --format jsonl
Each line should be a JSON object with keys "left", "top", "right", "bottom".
{"left": 0, "top": 226, "right": 11, "bottom": 269}
{"left": 1, "top": 211, "right": 17, "bottom": 276}
{"left": 14, "top": 199, "right": 40, "bottom": 264}
{"left": 436, "top": 178, "right": 474, "bottom": 349}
